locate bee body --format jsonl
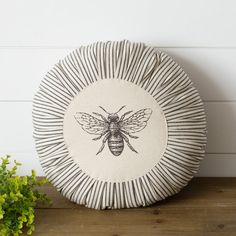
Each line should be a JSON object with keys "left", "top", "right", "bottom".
{"left": 75, "top": 106, "right": 152, "bottom": 156}
{"left": 108, "top": 133, "right": 124, "bottom": 156}
{"left": 107, "top": 121, "right": 124, "bottom": 156}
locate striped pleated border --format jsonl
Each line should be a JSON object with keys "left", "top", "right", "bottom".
{"left": 32, "top": 40, "right": 207, "bottom": 209}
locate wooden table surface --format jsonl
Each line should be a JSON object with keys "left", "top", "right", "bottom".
{"left": 27, "top": 178, "right": 236, "bottom": 236}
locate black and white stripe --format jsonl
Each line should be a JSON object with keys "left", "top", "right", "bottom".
{"left": 32, "top": 40, "right": 207, "bottom": 210}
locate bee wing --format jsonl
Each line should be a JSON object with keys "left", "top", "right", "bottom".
{"left": 74, "top": 112, "right": 109, "bottom": 135}
{"left": 119, "top": 108, "right": 152, "bottom": 134}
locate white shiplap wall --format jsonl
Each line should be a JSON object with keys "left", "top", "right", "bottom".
{"left": 0, "top": 0, "right": 236, "bottom": 176}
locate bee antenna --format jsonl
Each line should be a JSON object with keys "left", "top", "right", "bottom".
{"left": 99, "top": 106, "right": 110, "bottom": 114}
{"left": 116, "top": 105, "right": 126, "bottom": 113}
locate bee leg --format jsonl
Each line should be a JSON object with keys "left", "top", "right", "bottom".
{"left": 121, "top": 133, "right": 138, "bottom": 154}
{"left": 96, "top": 133, "right": 110, "bottom": 155}
{"left": 129, "top": 134, "right": 139, "bottom": 139}
{"left": 93, "top": 135, "right": 102, "bottom": 141}
{"left": 121, "top": 130, "right": 139, "bottom": 139}
{"left": 93, "top": 130, "right": 109, "bottom": 141}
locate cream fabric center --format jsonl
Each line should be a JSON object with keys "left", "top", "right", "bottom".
{"left": 63, "top": 79, "right": 168, "bottom": 182}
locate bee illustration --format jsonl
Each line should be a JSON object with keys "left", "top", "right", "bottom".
{"left": 74, "top": 106, "right": 152, "bottom": 156}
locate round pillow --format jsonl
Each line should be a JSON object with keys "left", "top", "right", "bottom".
{"left": 33, "top": 40, "right": 207, "bottom": 209}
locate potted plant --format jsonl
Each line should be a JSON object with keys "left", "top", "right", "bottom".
{"left": 0, "top": 155, "right": 50, "bottom": 236}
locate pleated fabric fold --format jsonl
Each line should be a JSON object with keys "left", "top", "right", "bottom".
{"left": 33, "top": 40, "right": 207, "bottom": 209}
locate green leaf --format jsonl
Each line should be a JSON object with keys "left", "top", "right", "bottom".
{"left": 0, "top": 155, "right": 51, "bottom": 236}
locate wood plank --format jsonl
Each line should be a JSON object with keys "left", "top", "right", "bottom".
{"left": 0, "top": 0, "right": 236, "bottom": 47}
{"left": 22, "top": 178, "right": 236, "bottom": 236}
{"left": 36, "top": 178, "right": 236, "bottom": 209}
{"left": 1, "top": 48, "right": 236, "bottom": 101}
{"left": 0, "top": 102, "right": 235, "bottom": 154}
{"left": 31, "top": 207, "right": 236, "bottom": 236}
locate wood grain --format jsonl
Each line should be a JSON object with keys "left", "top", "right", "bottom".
{"left": 21, "top": 177, "right": 236, "bottom": 236}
